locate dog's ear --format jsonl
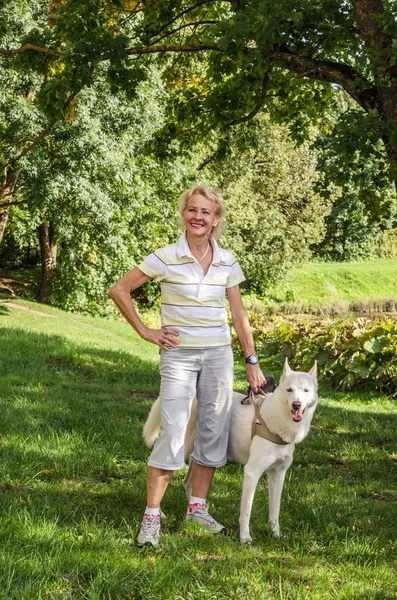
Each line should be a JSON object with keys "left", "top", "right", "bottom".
{"left": 308, "top": 360, "right": 317, "bottom": 379}
{"left": 282, "top": 357, "right": 291, "bottom": 377}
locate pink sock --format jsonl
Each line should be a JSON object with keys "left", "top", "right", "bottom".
{"left": 189, "top": 496, "right": 206, "bottom": 512}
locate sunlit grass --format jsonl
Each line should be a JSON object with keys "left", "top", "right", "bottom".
{"left": 268, "top": 258, "right": 397, "bottom": 306}
{"left": 0, "top": 299, "right": 396, "bottom": 599}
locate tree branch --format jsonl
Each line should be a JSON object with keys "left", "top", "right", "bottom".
{"left": 9, "top": 90, "right": 82, "bottom": 167}
{"left": 0, "top": 198, "right": 25, "bottom": 209}
{"left": 9, "top": 118, "right": 57, "bottom": 167}
{"left": 0, "top": 43, "right": 61, "bottom": 57}
{"left": 227, "top": 73, "right": 270, "bottom": 126}
{"left": 271, "top": 47, "right": 378, "bottom": 111}
{"left": 105, "top": 42, "right": 219, "bottom": 60}
{"left": 198, "top": 150, "right": 219, "bottom": 171}
{"left": 152, "top": 21, "right": 219, "bottom": 46}
{"left": 148, "top": 0, "right": 218, "bottom": 41}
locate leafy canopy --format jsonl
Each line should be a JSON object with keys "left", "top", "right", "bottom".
{"left": 1, "top": 0, "right": 397, "bottom": 188}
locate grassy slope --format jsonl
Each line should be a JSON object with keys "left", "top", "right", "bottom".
{"left": 1, "top": 298, "right": 397, "bottom": 599}
{"left": 2, "top": 259, "right": 397, "bottom": 313}
{"left": 268, "top": 259, "right": 397, "bottom": 305}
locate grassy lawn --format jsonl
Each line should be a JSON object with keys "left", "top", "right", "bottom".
{"left": 2, "top": 259, "right": 397, "bottom": 316}
{"left": 268, "top": 259, "right": 397, "bottom": 305}
{"left": 1, "top": 299, "right": 397, "bottom": 599}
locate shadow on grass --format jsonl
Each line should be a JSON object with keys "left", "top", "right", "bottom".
{"left": 0, "top": 326, "right": 159, "bottom": 497}
{"left": 0, "top": 325, "right": 397, "bottom": 577}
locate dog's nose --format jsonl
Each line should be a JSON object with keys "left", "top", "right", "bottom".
{"left": 292, "top": 401, "right": 301, "bottom": 411}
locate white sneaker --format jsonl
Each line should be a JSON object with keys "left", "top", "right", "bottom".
{"left": 185, "top": 503, "right": 226, "bottom": 534}
{"left": 137, "top": 514, "right": 160, "bottom": 547}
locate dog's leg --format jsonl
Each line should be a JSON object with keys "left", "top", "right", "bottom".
{"left": 183, "top": 461, "right": 193, "bottom": 502}
{"left": 239, "top": 461, "right": 264, "bottom": 544}
{"left": 267, "top": 461, "right": 291, "bottom": 537}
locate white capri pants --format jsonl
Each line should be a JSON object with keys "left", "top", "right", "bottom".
{"left": 148, "top": 345, "right": 234, "bottom": 470}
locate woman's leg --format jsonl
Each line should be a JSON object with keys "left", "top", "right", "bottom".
{"left": 147, "top": 466, "right": 173, "bottom": 508}
{"left": 138, "top": 348, "right": 200, "bottom": 546}
{"left": 191, "top": 345, "right": 234, "bottom": 471}
{"left": 186, "top": 346, "right": 234, "bottom": 533}
{"left": 191, "top": 462, "right": 215, "bottom": 499}
{"left": 148, "top": 348, "right": 199, "bottom": 471}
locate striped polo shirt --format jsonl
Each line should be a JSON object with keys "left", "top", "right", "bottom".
{"left": 138, "top": 232, "right": 245, "bottom": 348}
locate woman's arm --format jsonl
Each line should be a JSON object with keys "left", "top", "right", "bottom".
{"left": 227, "top": 284, "right": 266, "bottom": 393}
{"left": 109, "top": 267, "right": 179, "bottom": 350}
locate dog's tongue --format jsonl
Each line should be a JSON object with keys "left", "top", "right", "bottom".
{"left": 292, "top": 409, "right": 303, "bottom": 422}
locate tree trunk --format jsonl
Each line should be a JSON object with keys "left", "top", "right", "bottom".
{"left": 37, "top": 221, "right": 57, "bottom": 304}
{"left": 351, "top": 0, "right": 397, "bottom": 192}
{"left": 0, "top": 168, "right": 19, "bottom": 244}
{"left": 0, "top": 208, "right": 9, "bottom": 245}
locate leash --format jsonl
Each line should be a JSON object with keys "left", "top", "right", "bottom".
{"left": 249, "top": 389, "right": 289, "bottom": 445}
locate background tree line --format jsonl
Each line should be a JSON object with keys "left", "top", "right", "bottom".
{"left": 0, "top": 0, "right": 396, "bottom": 314}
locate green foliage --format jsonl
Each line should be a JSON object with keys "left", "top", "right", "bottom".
{"left": 2, "top": 0, "right": 397, "bottom": 182}
{"left": 252, "top": 316, "right": 397, "bottom": 395}
{"left": 2, "top": 0, "right": 397, "bottom": 311}
{"left": 313, "top": 188, "right": 380, "bottom": 261}
{"left": 377, "top": 229, "right": 397, "bottom": 258}
{"left": 1, "top": 71, "right": 199, "bottom": 313}
{"left": 202, "top": 117, "right": 331, "bottom": 295}
{"left": 313, "top": 94, "right": 397, "bottom": 261}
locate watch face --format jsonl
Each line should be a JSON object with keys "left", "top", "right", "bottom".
{"left": 246, "top": 354, "right": 259, "bottom": 364}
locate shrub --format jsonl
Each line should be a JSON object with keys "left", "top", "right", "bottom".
{"left": 234, "top": 315, "right": 397, "bottom": 395}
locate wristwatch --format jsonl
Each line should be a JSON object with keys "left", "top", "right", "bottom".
{"left": 245, "top": 354, "right": 259, "bottom": 365}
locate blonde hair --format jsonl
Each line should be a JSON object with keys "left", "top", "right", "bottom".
{"left": 178, "top": 185, "right": 227, "bottom": 239}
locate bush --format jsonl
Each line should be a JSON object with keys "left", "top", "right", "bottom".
{"left": 234, "top": 315, "right": 397, "bottom": 395}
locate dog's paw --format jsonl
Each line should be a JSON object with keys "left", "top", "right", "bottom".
{"left": 240, "top": 536, "right": 252, "bottom": 545}
{"left": 270, "top": 527, "right": 280, "bottom": 538}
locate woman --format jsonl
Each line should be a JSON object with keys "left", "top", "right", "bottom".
{"left": 109, "top": 185, "right": 265, "bottom": 547}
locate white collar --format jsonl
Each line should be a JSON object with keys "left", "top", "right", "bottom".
{"left": 176, "top": 231, "right": 223, "bottom": 265}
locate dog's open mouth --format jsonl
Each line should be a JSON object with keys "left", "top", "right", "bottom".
{"left": 291, "top": 407, "right": 306, "bottom": 422}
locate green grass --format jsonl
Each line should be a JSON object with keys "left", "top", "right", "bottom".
{"left": 1, "top": 298, "right": 397, "bottom": 599}
{"left": 2, "top": 259, "right": 397, "bottom": 317}
{"left": 268, "top": 259, "right": 397, "bottom": 306}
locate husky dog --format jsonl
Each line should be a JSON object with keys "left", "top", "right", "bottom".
{"left": 143, "top": 358, "right": 318, "bottom": 544}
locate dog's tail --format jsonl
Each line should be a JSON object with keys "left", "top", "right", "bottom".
{"left": 143, "top": 397, "right": 161, "bottom": 448}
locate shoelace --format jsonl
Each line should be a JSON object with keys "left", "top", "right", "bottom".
{"left": 142, "top": 515, "right": 160, "bottom": 533}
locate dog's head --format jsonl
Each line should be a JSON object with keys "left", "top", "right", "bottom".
{"left": 279, "top": 358, "right": 318, "bottom": 422}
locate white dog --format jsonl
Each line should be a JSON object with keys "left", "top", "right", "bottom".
{"left": 143, "top": 358, "right": 318, "bottom": 544}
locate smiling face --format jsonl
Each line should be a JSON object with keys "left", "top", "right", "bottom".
{"left": 182, "top": 193, "right": 219, "bottom": 242}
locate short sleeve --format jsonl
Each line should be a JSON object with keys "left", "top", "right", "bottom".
{"left": 226, "top": 259, "right": 246, "bottom": 288}
{"left": 137, "top": 251, "right": 167, "bottom": 281}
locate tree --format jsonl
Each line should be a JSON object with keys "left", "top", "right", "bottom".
{"left": 312, "top": 90, "right": 397, "bottom": 260}
{"left": 2, "top": 0, "right": 397, "bottom": 226}
{"left": 201, "top": 116, "right": 330, "bottom": 295}
{"left": 1, "top": 0, "right": 397, "bottom": 201}
{"left": 0, "top": 71, "right": 200, "bottom": 311}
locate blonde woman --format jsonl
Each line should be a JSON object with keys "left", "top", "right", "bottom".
{"left": 109, "top": 185, "right": 265, "bottom": 547}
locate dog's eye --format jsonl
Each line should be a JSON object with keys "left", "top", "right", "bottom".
{"left": 286, "top": 387, "right": 293, "bottom": 392}
{"left": 304, "top": 388, "right": 310, "bottom": 393}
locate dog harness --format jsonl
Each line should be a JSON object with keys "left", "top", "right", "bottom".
{"left": 248, "top": 390, "right": 289, "bottom": 445}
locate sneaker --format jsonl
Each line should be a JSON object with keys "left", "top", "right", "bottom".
{"left": 137, "top": 514, "right": 160, "bottom": 547}
{"left": 185, "top": 503, "right": 226, "bottom": 534}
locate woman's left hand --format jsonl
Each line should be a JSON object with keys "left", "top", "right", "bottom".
{"left": 245, "top": 364, "right": 267, "bottom": 393}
